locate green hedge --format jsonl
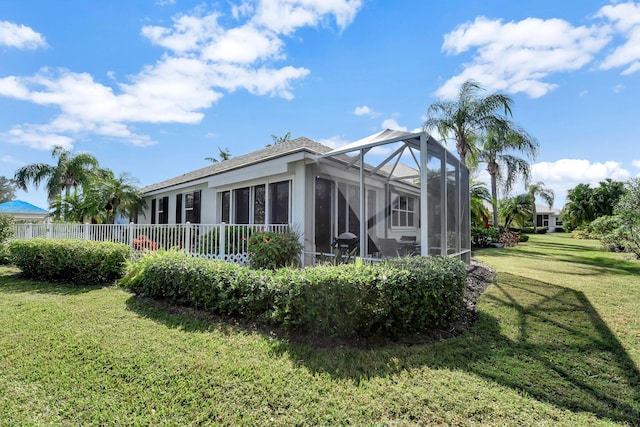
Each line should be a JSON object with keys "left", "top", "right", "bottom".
{"left": 120, "top": 250, "right": 274, "bottom": 318}
{"left": 121, "top": 252, "right": 467, "bottom": 338}
{"left": 9, "top": 239, "right": 131, "bottom": 285}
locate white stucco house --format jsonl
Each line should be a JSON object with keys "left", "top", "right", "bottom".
{"left": 137, "top": 130, "right": 471, "bottom": 264}
{"left": 535, "top": 204, "right": 563, "bottom": 232}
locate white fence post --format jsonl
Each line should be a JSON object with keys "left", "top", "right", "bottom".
{"left": 27, "top": 223, "right": 33, "bottom": 239}
{"left": 83, "top": 223, "right": 90, "bottom": 241}
{"left": 218, "top": 223, "right": 226, "bottom": 260}
{"left": 185, "top": 222, "right": 192, "bottom": 255}
{"left": 128, "top": 222, "right": 134, "bottom": 248}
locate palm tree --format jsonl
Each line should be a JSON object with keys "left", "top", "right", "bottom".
{"left": 268, "top": 132, "right": 292, "bottom": 147}
{"left": 14, "top": 145, "right": 100, "bottom": 201}
{"left": 561, "top": 183, "right": 596, "bottom": 230}
{"left": 470, "top": 179, "right": 491, "bottom": 226}
{"left": 90, "top": 171, "right": 145, "bottom": 224}
{"left": 527, "top": 181, "right": 555, "bottom": 232}
{"left": 499, "top": 194, "right": 533, "bottom": 230}
{"left": 205, "top": 147, "right": 232, "bottom": 163}
{"left": 477, "top": 123, "right": 538, "bottom": 228}
{"left": 424, "top": 79, "right": 514, "bottom": 166}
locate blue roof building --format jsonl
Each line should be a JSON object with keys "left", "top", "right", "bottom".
{"left": 0, "top": 200, "right": 49, "bottom": 221}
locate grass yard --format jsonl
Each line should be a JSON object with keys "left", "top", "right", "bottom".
{"left": 1, "top": 233, "right": 639, "bottom": 426}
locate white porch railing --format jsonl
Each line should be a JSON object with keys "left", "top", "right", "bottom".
{"left": 12, "top": 223, "right": 290, "bottom": 265}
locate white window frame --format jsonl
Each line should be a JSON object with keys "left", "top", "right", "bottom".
{"left": 390, "top": 191, "right": 417, "bottom": 229}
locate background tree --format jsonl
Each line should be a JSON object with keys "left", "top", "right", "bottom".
{"left": 527, "top": 181, "right": 555, "bottom": 232}
{"left": 591, "top": 178, "right": 625, "bottom": 217}
{"left": 424, "top": 79, "right": 514, "bottom": 166}
{"left": 561, "top": 183, "right": 595, "bottom": 230}
{"left": 205, "top": 147, "right": 232, "bottom": 163}
{"left": 561, "top": 180, "right": 626, "bottom": 231}
{"left": 14, "top": 145, "right": 100, "bottom": 201}
{"left": 470, "top": 179, "right": 491, "bottom": 226}
{"left": 609, "top": 177, "right": 640, "bottom": 258}
{"left": 269, "top": 132, "right": 292, "bottom": 146}
{"left": 0, "top": 177, "right": 17, "bottom": 203}
{"left": 499, "top": 194, "right": 533, "bottom": 230}
{"left": 91, "top": 171, "right": 144, "bottom": 223}
{"left": 477, "top": 123, "right": 538, "bottom": 228}
{"left": 51, "top": 170, "right": 144, "bottom": 224}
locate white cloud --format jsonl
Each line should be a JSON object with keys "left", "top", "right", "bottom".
{"left": 0, "top": 154, "right": 23, "bottom": 166}
{"left": 318, "top": 135, "right": 351, "bottom": 149}
{"left": 0, "top": 21, "right": 46, "bottom": 49}
{"left": 381, "top": 116, "right": 407, "bottom": 131}
{"left": 531, "top": 158, "right": 631, "bottom": 205}
{"left": 613, "top": 83, "right": 625, "bottom": 92}
{"left": 0, "top": 1, "right": 361, "bottom": 150}
{"left": 232, "top": 2, "right": 255, "bottom": 20}
{"left": 437, "top": 16, "right": 611, "bottom": 98}
{"left": 598, "top": 2, "right": 640, "bottom": 74}
{"left": 353, "top": 105, "right": 377, "bottom": 116}
{"left": 253, "top": 0, "right": 363, "bottom": 35}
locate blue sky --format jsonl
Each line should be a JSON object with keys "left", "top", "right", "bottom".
{"left": 1, "top": 0, "right": 639, "bottom": 209}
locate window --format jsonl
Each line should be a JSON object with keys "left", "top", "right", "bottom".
{"left": 537, "top": 214, "right": 549, "bottom": 228}
{"left": 253, "top": 185, "right": 265, "bottom": 224}
{"left": 176, "top": 191, "right": 201, "bottom": 224}
{"left": 234, "top": 187, "right": 250, "bottom": 224}
{"left": 555, "top": 217, "right": 563, "bottom": 227}
{"left": 154, "top": 196, "right": 168, "bottom": 224}
{"left": 221, "top": 191, "right": 230, "bottom": 223}
{"left": 221, "top": 181, "right": 290, "bottom": 225}
{"left": 337, "top": 182, "right": 359, "bottom": 234}
{"left": 390, "top": 192, "right": 416, "bottom": 228}
{"left": 270, "top": 181, "right": 289, "bottom": 224}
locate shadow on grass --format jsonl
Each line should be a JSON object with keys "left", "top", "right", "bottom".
{"left": 124, "top": 295, "right": 268, "bottom": 337}
{"left": 270, "top": 274, "right": 640, "bottom": 424}
{"left": 124, "top": 272, "right": 640, "bottom": 424}
{"left": 0, "top": 269, "right": 104, "bottom": 295}
{"left": 475, "top": 245, "right": 640, "bottom": 277}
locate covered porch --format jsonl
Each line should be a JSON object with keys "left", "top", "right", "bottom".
{"left": 310, "top": 129, "right": 470, "bottom": 263}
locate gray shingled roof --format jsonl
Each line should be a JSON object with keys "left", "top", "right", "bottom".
{"left": 141, "top": 137, "right": 332, "bottom": 194}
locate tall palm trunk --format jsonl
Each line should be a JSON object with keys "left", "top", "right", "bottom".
{"left": 532, "top": 196, "right": 538, "bottom": 232}
{"left": 487, "top": 160, "right": 499, "bottom": 228}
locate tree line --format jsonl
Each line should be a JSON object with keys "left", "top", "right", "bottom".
{"left": 11, "top": 146, "right": 144, "bottom": 224}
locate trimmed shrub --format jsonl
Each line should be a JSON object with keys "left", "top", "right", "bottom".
{"left": 9, "top": 239, "right": 131, "bottom": 285}
{"left": 0, "top": 214, "right": 14, "bottom": 265}
{"left": 0, "top": 244, "right": 11, "bottom": 265}
{"left": 471, "top": 226, "right": 500, "bottom": 248}
{"left": 0, "top": 214, "right": 14, "bottom": 244}
{"left": 272, "top": 256, "right": 468, "bottom": 337}
{"left": 120, "top": 250, "right": 274, "bottom": 318}
{"left": 535, "top": 227, "right": 548, "bottom": 234}
{"left": 122, "top": 252, "right": 467, "bottom": 338}
{"left": 248, "top": 230, "right": 303, "bottom": 269}
{"left": 518, "top": 234, "right": 529, "bottom": 242}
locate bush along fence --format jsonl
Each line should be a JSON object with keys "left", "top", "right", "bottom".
{"left": 12, "top": 223, "right": 289, "bottom": 264}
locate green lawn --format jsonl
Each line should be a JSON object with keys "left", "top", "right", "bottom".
{"left": 1, "top": 233, "right": 639, "bottom": 426}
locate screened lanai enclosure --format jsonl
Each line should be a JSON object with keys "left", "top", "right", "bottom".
{"left": 308, "top": 129, "right": 470, "bottom": 264}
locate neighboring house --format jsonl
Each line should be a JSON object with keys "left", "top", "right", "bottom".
{"left": 0, "top": 200, "right": 49, "bottom": 221}
{"left": 535, "top": 204, "right": 563, "bottom": 232}
{"left": 138, "top": 129, "right": 471, "bottom": 264}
